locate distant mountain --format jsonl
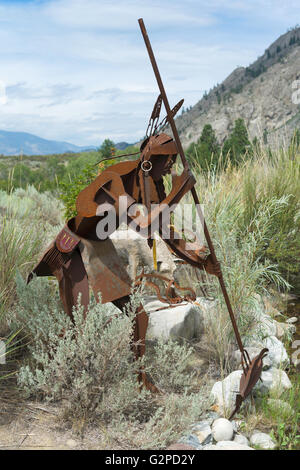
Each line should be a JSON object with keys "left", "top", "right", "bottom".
{"left": 0, "top": 130, "right": 96, "bottom": 156}
{"left": 174, "top": 26, "right": 300, "bottom": 148}
{"left": 115, "top": 141, "right": 133, "bottom": 150}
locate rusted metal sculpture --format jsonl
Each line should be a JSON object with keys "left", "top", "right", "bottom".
{"left": 27, "top": 19, "right": 267, "bottom": 415}
{"left": 27, "top": 94, "right": 219, "bottom": 393}
{"left": 138, "top": 18, "right": 268, "bottom": 417}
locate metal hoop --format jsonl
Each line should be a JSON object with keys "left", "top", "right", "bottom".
{"left": 141, "top": 160, "right": 152, "bottom": 172}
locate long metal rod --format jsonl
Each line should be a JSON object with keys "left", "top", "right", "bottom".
{"left": 138, "top": 18, "right": 246, "bottom": 358}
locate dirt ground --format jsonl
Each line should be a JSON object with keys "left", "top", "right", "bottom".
{"left": 0, "top": 399, "right": 110, "bottom": 450}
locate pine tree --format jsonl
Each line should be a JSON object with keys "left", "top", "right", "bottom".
{"left": 187, "top": 124, "right": 220, "bottom": 170}
{"left": 223, "top": 118, "right": 251, "bottom": 165}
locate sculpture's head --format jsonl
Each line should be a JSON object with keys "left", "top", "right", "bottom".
{"left": 139, "top": 133, "right": 178, "bottom": 181}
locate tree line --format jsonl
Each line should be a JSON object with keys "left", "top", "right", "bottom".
{"left": 186, "top": 119, "right": 300, "bottom": 171}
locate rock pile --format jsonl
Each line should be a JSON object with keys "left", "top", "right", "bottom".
{"left": 167, "top": 416, "right": 277, "bottom": 450}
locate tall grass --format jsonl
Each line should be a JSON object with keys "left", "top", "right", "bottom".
{"left": 0, "top": 143, "right": 298, "bottom": 447}
{"left": 0, "top": 186, "right": 63, "bottom": 328}
{"left": 166, "top": 143, "right": 299, "bottom": 370}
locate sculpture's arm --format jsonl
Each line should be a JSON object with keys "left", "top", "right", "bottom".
{"left": 128, "top": 169, "right": 196, "bottom": 229}
{"left": 161, "top": 226, "right": 221, "bottom": 277}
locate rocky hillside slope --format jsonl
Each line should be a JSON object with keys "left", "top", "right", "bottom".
{"left": 174, "top": 27, "right": 300, "bottom": 148}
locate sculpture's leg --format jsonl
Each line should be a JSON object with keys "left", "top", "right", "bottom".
{"left": 112, "top": 295, "right": 160, "bottom": 394}
{"left": 55, "top": 249, "right": 90, "bottom": 322}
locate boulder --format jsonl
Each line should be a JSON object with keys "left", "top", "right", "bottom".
{"left": 210, "top": 370, "right": 243, "bottom": 416}
{"left": 286, "top": 317, "right": 297, "bottom": 324}
{"left": 250, "top": 432, "right": 276, "bottom": 450}
{"left": 210, "top": 366, "right": 292, "bottom": 416}
{"left": 110, "top": 228, "right": 175, "bottom": 283}
{"left": 245, "top": 336, "right": 289, "bottom": 369}
{"left": 204, "top": 441, "right": 253, "bottom": 450}
{"left": 191, "top": 421, "right": 212, "bottom": 445}
{"left": 254, "top": 367, "right": 292, "bottom": 397}
{"left": 178, "top": 433, "right": 202, "bottom": 450}
{"left": 144, "top": 296, "right": 205, "bottom": 342}
{"left": 233, "top": 434, "right": 250, "bottom": 446}
{"left": 231, "top": 347, "right": 272, "bottom": 371}
{"left": 257, "top": 314, "right": 277, "bottom": 337}
{"left": 275, "top": 321, "right": 296, "bottom": 340}
{"left": 262, "top": 336, "right": 290, "bottom": 368}
{"left": 212, "top": 418, "right": 234, "bottom": 442}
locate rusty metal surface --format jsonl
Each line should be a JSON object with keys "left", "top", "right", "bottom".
{"left": 57, "top": 248, "right": 90, "bottom": 321}
{"left": 79, "top": 237, "right": 132, "bottom": 304}
{"left": 135, "top": 271, "right": 196, "bottom": 304}
{"left": 230, "top": 348, "right": 269, "bottom": 419}
{"left": 56, "top": 225, "right": 81, "bottom": 253}
{"left": 27, "top": 18, "right": 267, "bottom": 399}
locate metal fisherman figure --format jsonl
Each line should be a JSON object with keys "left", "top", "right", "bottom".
{"left": 28, "top": 111, "right": 221, "bottom": 393}
{"left": 28, "top": 19, "right": 268, "bottom": 415}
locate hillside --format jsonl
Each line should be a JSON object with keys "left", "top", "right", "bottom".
{"left": 174, "top": 26, "right": 300, "bottom": 148}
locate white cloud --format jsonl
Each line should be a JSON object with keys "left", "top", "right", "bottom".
{"left": 0, "top": 0, "right": 299, "bottom": 146}
{"left": 44, "top": 0, "right": 216, "bottom": 30}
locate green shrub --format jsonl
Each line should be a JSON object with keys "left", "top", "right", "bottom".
{"left": 14, "top": 274, "right": 209, "bottom": 443}
{"left": 146, "top": 338, "right": 196, "bottom": 393}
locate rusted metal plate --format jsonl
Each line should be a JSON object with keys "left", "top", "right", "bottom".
{"left": 79, "top": 238, "right": 132, "bottom": 304}
{"left": 230, "top": 348, "right": 269, "bottom": 419}
{"left": 58, "top": 248, "right": 90, "bottom": 320}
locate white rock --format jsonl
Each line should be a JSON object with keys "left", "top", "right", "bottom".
{"left": 233, "top": 434, "right": 250, "bottom": 446}
{"left": 264, "top": 336, "right": 289, "bottom": 368}
{"left": 145, "top": 296, "right": 204, "bottom": 341}
{"left": 204, "top": 441, "right": 253, "bottom": 450}
{"left": 216, "top": 440, "right": 253, "bottom": 450}
{"left": 250, "top": 432, "right": 276, "bottom": 450}
{"left": 202, "top": 444, "right": 219, "bottom": 450}
{"left": 246, "top": 336, "right": 289, "bottom": 369}
{"left": 210, "top": 370, "right": 243, "bottom": 416}
{"left": 258, "top": 314, "right": 278, "bottom": 337}
{"left": 212, "top": 418, "right": 234, "bottom": 442}
{"left": 275, "top": 321, "right": 296, "bottom": 339}
{"left": 254, "top": 367, "right": 292, "bottom": 396}
{"left": 274, "top": 322, "right": 286, "bottom": 340}
{"left": 286, "top": 317, "right": 297, "bottom": 324}
{"left": 232, "top": 348, "right": 272, "bottom": 371}
{"left": 110, "top": 228, "right": 175, "bottom": 282}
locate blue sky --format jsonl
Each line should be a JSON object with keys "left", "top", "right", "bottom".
{"left": 0, "top": 0, "right": 299, "bottom": 146}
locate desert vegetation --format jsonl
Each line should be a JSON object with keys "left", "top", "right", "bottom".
{"left": 0, "top": 134, "right": 299, "bottom": 449}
